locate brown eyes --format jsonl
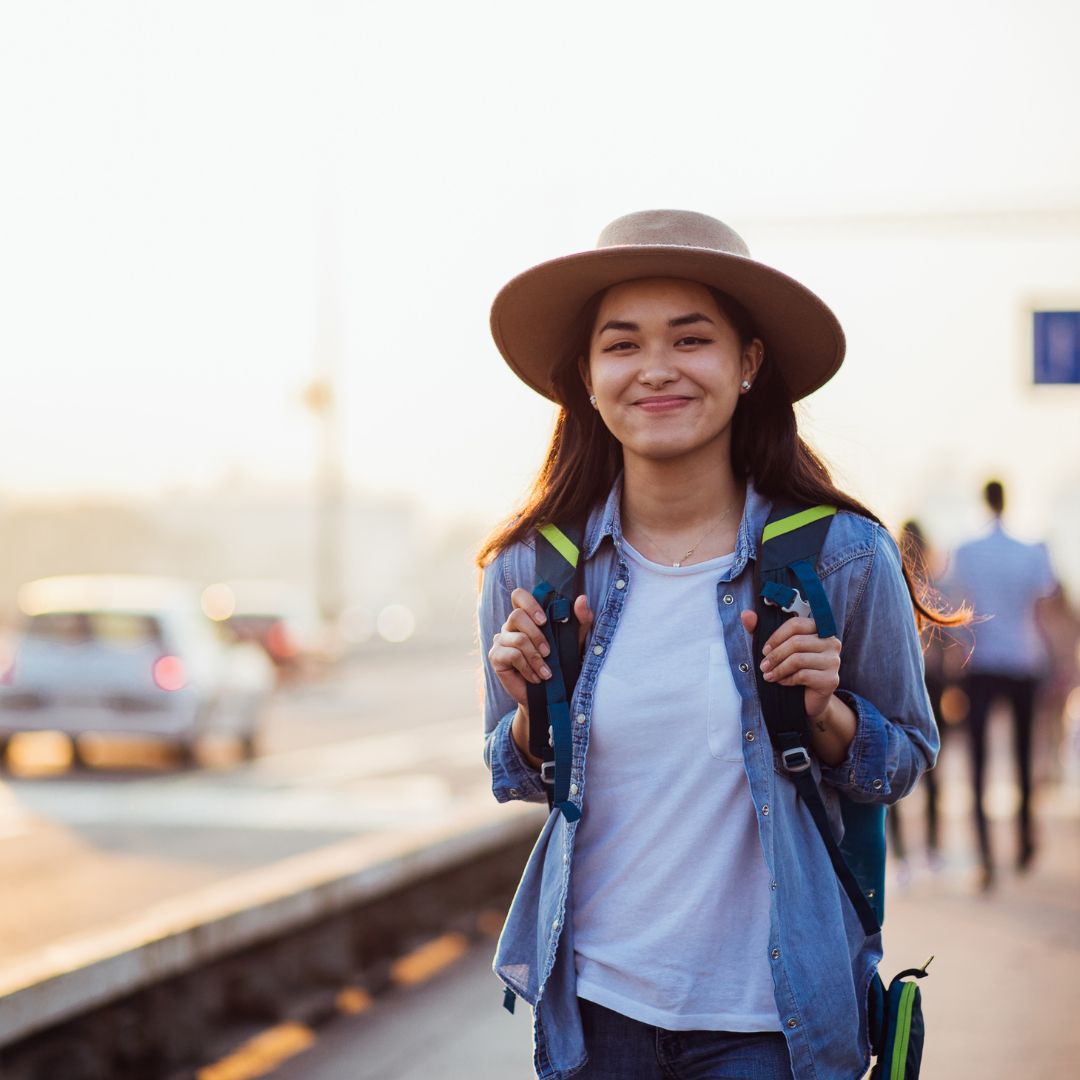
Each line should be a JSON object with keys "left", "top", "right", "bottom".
{"left": 601, "top": 337, "right": 712, "bottom": 353}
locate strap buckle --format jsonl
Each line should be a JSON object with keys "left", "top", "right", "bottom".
{"left": 540, "top": 761, "right": 556, "bottom": 785}
{"left": 781, "top": 746, "right": 812, "bottom": 773}
{"left": 764, "top": 587, "right": 812, "bottom": 620}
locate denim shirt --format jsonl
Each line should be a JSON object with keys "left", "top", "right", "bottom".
{"left": 479, "top": 477, "right": 938, "bottom": 1080}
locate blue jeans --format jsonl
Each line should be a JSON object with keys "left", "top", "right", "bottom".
{"left": 573, "top": 998, "right": 795, "bottom": 1080}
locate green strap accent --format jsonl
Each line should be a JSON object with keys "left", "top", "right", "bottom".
{"left": 538, "top": 523, "right": 580, "bottom": 567}
{"left": 890, "top": 982, "right": 917, "bottom": 1080}
{"left": 761, "top": 505, "right": 837, "bottom": 544}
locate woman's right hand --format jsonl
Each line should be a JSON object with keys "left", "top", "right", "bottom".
{"left": 488, "top": 589, "right": 594, "bottom": 758}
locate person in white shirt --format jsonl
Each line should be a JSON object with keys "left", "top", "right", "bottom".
{"left": 947, "top": 480, "right": 1059, "bottom": 888}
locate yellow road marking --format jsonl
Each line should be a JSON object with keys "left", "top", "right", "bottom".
{"left": 196, "top": 1021, "right": 315, "bottom": 1080}
{"left": 390, "top": 932, "right": 469, "bottom": 987}
{"left": 199, "top": 933, "right": 474, "bottom": 1075}
{"left": 336, "top": 986, "right": 373, "bottom": 1015}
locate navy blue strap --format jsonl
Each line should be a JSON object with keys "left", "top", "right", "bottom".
{"left": 790, "top": 769, "right": 881, "bottom": 936}
{"left": 789, "top": 559, "right": 838, "bottom": 638}
{"left": 525, "top": 582, "right": 580, "bottom": 822}
{"left": 760, "top": 580, "right": 800, "bottom": 611}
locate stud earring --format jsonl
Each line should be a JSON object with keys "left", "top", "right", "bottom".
{"left": 589, "top": 394, "right": 598, "bottom": 408}
{"left": 740, "top": 380, "right": 751, "bottom": 392}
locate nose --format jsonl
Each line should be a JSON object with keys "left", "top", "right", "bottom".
{"left": 637, "top": 345, "right": 677, "bottom": 388}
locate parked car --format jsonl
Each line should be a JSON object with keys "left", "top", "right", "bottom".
{"left": 0, "top": 575, "right": 275, "bottom": 767}
{"left": 210, "top": 579, "right": 325, "bottom": 678}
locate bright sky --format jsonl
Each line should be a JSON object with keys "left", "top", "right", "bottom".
{"left": 2, "top": 2, "right": 1078, "bottom": 562}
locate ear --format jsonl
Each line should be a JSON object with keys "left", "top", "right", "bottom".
{"left": 577, "top": 355, "right": 592, "bottom": 396}
{"left": 741, "top": 338, "right": 765, "bottom": 385}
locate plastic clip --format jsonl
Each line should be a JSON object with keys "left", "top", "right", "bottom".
{"left": 781, "top": 746, "right": 812, "bottom": 773}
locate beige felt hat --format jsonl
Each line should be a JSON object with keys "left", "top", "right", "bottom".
{"left": 490, "top": 209, "right": 845, "bottom": 402}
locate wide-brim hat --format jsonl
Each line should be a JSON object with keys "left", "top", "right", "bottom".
{"left": 490, "top": 209, "right": 845, "bottom": 402}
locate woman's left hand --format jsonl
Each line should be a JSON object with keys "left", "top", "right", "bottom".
{"left": 739, "top": 610, "right": 841, "bottom": 720}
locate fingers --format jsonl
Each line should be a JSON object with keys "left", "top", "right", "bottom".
{"left": 761, "top": 650, "right": 838, "bottom": 686}
{"left": 489, "top": 629, "right": 551, "bottom": 685}
{"left": 489, "top": 589, "right": 554, "bottom": 693}
{"left": 760, "top": 616, "right": 818, "bottom": 653}
{"left": 739, "top": 609, "right": 758, "bottom": 635}
{"left": 510, "top": 587, "right": 547, "bottom": 626}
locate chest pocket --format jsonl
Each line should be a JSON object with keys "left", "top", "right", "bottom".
{"left": 706, "top": 642, "right": 744, "bottom": 762}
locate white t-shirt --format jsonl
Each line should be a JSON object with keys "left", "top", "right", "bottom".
{"left": 571, "top": 541, "right": 781, "bottom": 1032}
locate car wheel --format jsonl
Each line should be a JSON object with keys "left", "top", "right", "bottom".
{"left": 70, "top": 737, "right": 92, "bottom": 770}
{"left": 237, "top": 724, "right": 259, "bottom": 761}
{"left": 174, "top": 740, "right": 200, "bottom": 769}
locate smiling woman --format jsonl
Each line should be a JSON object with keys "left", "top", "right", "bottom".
{"left": 476, "top": 210, "right": 962, "bottom": 1080}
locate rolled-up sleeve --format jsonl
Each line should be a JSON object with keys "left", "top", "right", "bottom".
{"left": 478, "top": 549, "right": 548, "bottom": 804}
{"left": 819, "top": 526, "right": 939, "bottom": 803}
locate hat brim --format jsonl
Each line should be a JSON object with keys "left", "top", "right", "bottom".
{"left": 490, "top": 245, "right": 845, "bottom": 402}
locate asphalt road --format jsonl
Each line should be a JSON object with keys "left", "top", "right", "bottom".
{"left": 0, "top": 644, "right": 484, "bottom": 962}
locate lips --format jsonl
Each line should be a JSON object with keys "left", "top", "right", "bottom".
{"left": 632, "top": 396, "right": 694, "bottom": 412}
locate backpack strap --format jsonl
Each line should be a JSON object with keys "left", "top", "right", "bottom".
{"left": 754, "top": 502, "right": 883, "bottom": 937}
{"left": 527, "top": 523, "right": 584, "bottom": 822}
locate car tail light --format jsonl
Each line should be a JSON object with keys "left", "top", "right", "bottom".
{"left": 266, "top": 622, "right": 298, "bottom": 661}
{"left": 152, "top": 655, "right": 187, "bottom": 691}
{"left": 0, "top": 644, "right": 14, "bottom": 685}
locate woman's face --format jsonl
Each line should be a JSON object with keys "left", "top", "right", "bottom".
{"left": 581, "top": 277, "right": 763, "bottom": 466}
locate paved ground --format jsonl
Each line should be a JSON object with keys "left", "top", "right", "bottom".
{"left": 257, "top": 793, "right": 1079, "bottom": 1080}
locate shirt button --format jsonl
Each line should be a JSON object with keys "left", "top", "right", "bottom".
{"left": 786, "top": 1018, "right": 798, "bottom": 1029}
{"left": 722, "top": 594, "right": 734, "bottom": 605}
{"left": 552, "top": 919, "right": 559, "bottom": 929}
{"left": 771, "top": 948, "right": 781, "bottom": 960}
{"left": 576, "top": 713, "right": 586, "bottom": 724}
{"left": 745, "top": 731, "right": 755, "bottom": 742}
{"left": 569, "top": 783, "right": 579, "bottom": 796}
{"left": 771, "top": 880, "right": 778, "bottom": 890}
{"left": 593, "top": 645, "right": 604, "bottom": 656}
{"left": 563, "top": 852, "right": 568, "bottom": 863}
{"left": 739, "top": 662, "right": 750, "bottom": 673}
{"left": 761, "top": 804, "right": 770, "bottom": 816}
{"left": 509, "top": 788, "right": 519, "bottom": 797}
{"left": 872, "top": 778, "right": 884, "bottom": 790}
{"left": 615, "top": 579, "right": 626, "bottom": 590}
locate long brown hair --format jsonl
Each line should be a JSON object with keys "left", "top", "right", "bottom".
{"left": 478, "top": 286, "right": 966, "bottom": 630}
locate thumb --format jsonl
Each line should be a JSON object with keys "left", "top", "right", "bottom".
{"left": 740, "top": 609, "right": 758, "bottom": 636}
{"left": 575, "top": 594, "right": 594, "bottom": 648}
{"left": 574, "top": 594, "right": 594, "bottom": 626}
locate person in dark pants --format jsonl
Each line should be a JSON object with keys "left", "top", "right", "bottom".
{"left": 889, "top": 520, "right": 951, "bottom": 876}
{"left": 946, "top": 480, "right": 1058, "bottom": 889}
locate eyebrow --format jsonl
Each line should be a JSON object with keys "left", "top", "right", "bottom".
{"left": 597, "top": 312, "right": 716, "bottom": 333}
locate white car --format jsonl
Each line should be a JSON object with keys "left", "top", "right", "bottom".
{"left": 0, "top": 575, "right": 275, "bottom": 766}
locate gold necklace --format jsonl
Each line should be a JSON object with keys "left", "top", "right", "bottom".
{"left": 630, "top": 496, "right": 739, "bottom": 567}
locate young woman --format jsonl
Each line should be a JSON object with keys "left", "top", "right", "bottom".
{"left": 478, "top": 210, "right": 947, "bottom": 1080}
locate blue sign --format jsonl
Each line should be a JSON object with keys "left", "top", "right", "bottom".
{"left": 1034, "top": 311, "right": 1080, "bottom": 384}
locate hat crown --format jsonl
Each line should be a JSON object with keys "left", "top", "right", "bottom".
{"left": 597, "top": 209, "right": 751, "bottom": 258}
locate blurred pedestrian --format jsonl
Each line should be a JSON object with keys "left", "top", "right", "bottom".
{"left": 946, "top": 480, "right": 1059, "bottom": 888}
{"left": 477, "top": 210, "right": 961, "bottom": 1080}
{"left": 889, "top": 520, "right": 953, "bottom": 879}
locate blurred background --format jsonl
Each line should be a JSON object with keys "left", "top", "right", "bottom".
{"left": 0, "top": 2, "right": 1077, "bottom": 1078}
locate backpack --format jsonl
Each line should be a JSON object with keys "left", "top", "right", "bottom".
{"left": 518, "top": 502, "right": 930, "bottom": 1078}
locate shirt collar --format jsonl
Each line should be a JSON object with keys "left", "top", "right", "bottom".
{"left": 583, "top": 471, "right": 773, "bottom": 575}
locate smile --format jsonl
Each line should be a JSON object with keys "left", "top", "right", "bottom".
{"left": 631, "top": 396, "right": 694, "bottom": 413}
